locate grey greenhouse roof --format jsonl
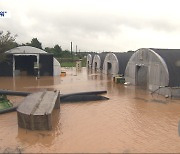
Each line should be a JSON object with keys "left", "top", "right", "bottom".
{"left": 5, "top": 46, "right": 49, "bottom": 54}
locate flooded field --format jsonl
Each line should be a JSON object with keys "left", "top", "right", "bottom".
{"left": 1, "top": 67, "right": 180, "bottom": 153}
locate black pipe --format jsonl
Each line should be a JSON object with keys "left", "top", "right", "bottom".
{"left": 0, "top": 89, "right": 107, "bottom": 97}
{"left": 0, "top": 90, "right": 108, "bottom": 114}
{"left": 0, "top": 105, "right": 18, "bottom": 114}
{"left": 61, "top": 90, "right": 107, "bottom": 99}
{"left": 0, "top": 90, "right": 31, "bottom": 96}
{"left": 61, "top": 94, "right": 109, "bottom": 103}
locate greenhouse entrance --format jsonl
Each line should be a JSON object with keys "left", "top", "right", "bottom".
{"left": 94, "top": 62, "right": 97, "bottom": 70}
{"left": 107, "top": 62, "right": 112, "bottom": 74}
{"left": 135, "top": 65, "right": 148, "bottom": 88}
{"left": 13, "top": 54, "right": 39, "bottom": 77}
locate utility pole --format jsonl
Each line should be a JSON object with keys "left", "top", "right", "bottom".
{"left": 70, "top": 42, "right": 73, "bottom": 55}
{"left": 70, "top": 41, "right": 74, "bottom": 63}
{"left": 76, "top": 45, "right": 77, "bottom": 55}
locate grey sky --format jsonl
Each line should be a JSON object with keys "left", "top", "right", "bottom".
{"left": 1, "top": 0, "right": 180, "bottom": 52}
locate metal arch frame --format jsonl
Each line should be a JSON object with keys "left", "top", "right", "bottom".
{"left": 125, "top": 48, "right": 169, "bottom": 86}
{"left": 86, "top": 54, "right": 93, "bottom": 67}
{"left": 103, "top": 53, "right": 119, "bottom": 74}
{"left": 92, "top": 54, "right": 101, "bottom": 70}
{"left": 147, "top": 48, "right": 169, "bottom": 85}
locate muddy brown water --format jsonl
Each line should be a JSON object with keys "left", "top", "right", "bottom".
{"left": 1, "top": 68, "right": 180, "bottom": 153}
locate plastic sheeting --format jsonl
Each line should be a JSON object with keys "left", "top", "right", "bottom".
{"left": 151, "top": 48, "right": 180, "bottom": 87}
{"left": 115, "top": 52, "right": 133, "bottom": 75}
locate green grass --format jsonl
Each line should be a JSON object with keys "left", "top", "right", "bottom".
{"left": 0, "top": 100, "right": 13, "bottom": 110}
{"left": 57, "top": 58, "right": 87, "bottom": 67}
{"left": 60, "top": 62, "right": 76, "bottom": 67}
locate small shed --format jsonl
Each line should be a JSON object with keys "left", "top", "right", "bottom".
{"left": 103, "top": 52, "right": 133, "bottom": 75}
{"left": 86, "top": 53, "right": 95, "bottom": 68}
{"left": 92, "top": 53, "right": 107, "bottom": 71}
{"left": 1, "top": 46, "right": 61, "bottom": 77}
{"left": 125, "top": 48, "right": 180, "bottom": 97}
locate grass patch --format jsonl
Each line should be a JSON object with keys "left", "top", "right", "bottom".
{"left": 56, "top": 57, "right": 87, "bottom": 67}
{"left": 60, "top": 62, "right": 76, "bottom": 67}
{"left": 0, "top": 97, "right": 13, "bottom": 110}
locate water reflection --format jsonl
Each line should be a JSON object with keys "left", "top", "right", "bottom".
{"left": 0, "top": 75, "right": 62, "bottom": 92}
{"left": 16, "top": 109, "right": 62, "bottom": 148}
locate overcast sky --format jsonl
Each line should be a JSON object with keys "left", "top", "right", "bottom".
{"left": 1, "top": 0, "right": 180, "bottom": 52}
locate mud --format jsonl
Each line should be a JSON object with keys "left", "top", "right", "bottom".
{"left": 0, "top": 68, "right": 180, "bottom": 153}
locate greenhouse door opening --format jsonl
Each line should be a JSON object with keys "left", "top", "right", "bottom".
{"left": 13, "top": 55, "right": 39, "bottom": 76}
{"left": 107, "top": 62, "right": 112, "bottom": 74}
{"left": 94, "top": 62, "right": 97, "bottom": 70}
{"left": 135, "top": 65, "right": 148, "bottom": 88}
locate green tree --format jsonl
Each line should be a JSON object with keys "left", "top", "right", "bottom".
{"left": 0, "top": 31, "right": 18, "bottom": 61}
{"left": 54, "top": 44, "right": 62, "bottom": 57}
{"left": 45, "top": 47, "right": 54, "bottom": 53}
{"left": 30, "top": 38, "right": 42, "bottom": 49}
{"left": 61, "top": 50, "right": 72, "bottom": 57}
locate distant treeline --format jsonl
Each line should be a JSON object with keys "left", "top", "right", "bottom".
{"left": 0, "top": 31, "right": 96, "bottom": 60}
{"left": 0, "top": 31, "right": 134, "bottom": 66}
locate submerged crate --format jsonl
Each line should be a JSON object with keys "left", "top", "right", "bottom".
{"left": 115, "top": 77, "right": 125, "bottom": 84}
{"left": 113, "top": 74, "right": 123, "bottom": 82}
{"left": 60, "top": 71, "right": 66, "bottom": 77}
{"left": 17, "top": 90, "right": 60, "bottom": 130}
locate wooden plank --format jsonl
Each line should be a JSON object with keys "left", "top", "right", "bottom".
{"left": 46, "top": 91, "right": 60, "bottom": 113}
{"left": 54, "top": 92, "right": 60, "bottom": 109}
{"left": 17, "top": 92, "right": 46, "bottom": 115}
{"left": 33, "top": 91, "right": 59, "bottom": 115}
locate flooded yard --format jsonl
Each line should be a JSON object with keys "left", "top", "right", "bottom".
{"left": 1, "top": 67, "right": 180, "bottom": 153}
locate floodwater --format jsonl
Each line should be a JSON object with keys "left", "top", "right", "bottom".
{"left": 1, "top": 67, "right": 180, "bottom": 153}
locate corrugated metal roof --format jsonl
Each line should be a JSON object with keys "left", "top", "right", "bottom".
{"left": 150, "top": 48, "right": 180, "bottom": 87}
{"left": 5, "top": 46, "right": 48, "bottom": 54}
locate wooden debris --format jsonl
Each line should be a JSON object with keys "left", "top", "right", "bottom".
{"left": 17, "top": 91, "right": 60, "bottom": 130}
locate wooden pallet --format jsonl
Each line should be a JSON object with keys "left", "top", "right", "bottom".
{"left": 17, "top": 90, "right": 60, "bottom": 130}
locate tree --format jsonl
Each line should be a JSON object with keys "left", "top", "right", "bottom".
{"left": 45, "top": 47, "right": 54, "bottom": 53}
{"left": 45, "top": 45, "right": 62, "bottom": 57}
{"left": 54, "top": 44, "right": 62, "bottom": 57}
{"left": 0, "top": 31, "right": 18, "bottom": 61}
{"left": 61, "top": 50, "right": 72, "bottom": 57}
{"left": 30, "top": 38, "right": 42, "bottom": 49}
{"left": 0, "top": 31, "right": 18, "bottom": 53}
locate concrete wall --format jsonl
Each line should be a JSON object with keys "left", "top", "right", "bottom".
{"left": 92, "top": 54, "right": 101, "bottom": 70}
{"left": 124, "top": 48, "right": 178, "bottom": 96}
{"left": 103, "top": 53, "right": 119, "bottom": 75}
